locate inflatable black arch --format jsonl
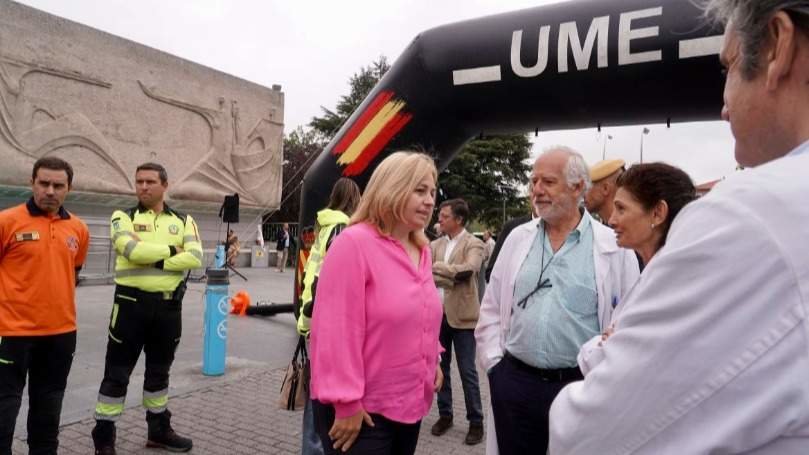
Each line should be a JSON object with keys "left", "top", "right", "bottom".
{"left": 294, "top": 0, "right": 725, "bottom": 293}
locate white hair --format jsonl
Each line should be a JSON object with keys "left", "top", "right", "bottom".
{"left": 540, "top": 145, "right": 592, "bottom": 203}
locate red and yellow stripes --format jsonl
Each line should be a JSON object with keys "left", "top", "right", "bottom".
{"left": 332, "top": 90, "right": 413, "bottom": 176}
{"left": 295, "top": 248, "right": 310, "bottom": 301}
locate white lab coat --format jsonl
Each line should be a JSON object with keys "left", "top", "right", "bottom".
{"left": 549, "top": 143, "right": 809, "bottom": 454}
{"left": 475, "top": 215, "right": 639, "bottom": 454}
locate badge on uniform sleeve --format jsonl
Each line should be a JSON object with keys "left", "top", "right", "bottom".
{"left": 15, "top": 231, "right": 40, "bottom": 241}
{"left": 168, "top": 224, "right": 179, "bottom": 235}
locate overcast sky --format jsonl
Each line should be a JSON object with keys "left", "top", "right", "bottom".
{"left": 17, "top": 0, "right": 737, "bottom": 184}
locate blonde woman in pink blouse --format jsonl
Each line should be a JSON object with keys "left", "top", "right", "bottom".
{"left": 309, "top": 151, "right": 444, "bottom": 454}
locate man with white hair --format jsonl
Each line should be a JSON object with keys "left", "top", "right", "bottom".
{"left": 549, "top": 1, "right": 809, "bottom": 453}
{"left": 475, "top": 147, "right": 638, "bottom": 454}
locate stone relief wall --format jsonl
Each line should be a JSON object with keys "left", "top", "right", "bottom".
{"left": 0, "top": 1, "right": 284, "bottom": 211}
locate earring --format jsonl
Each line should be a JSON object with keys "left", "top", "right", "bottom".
{"left": 651, "top": 223, "right": 656, "bottom": 229}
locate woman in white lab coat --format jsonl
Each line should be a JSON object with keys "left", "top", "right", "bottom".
{"left": 577, "top": 162, "right": 696, "bottom": 375}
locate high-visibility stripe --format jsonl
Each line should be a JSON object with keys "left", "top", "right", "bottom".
{"left": 97, "top": 394, "right": 126, "bottom": 405}
{"left": 110, "top": 303, "right": 120, "bottom": 329}
{"left": 108, "top": 330, "right": 122, "bottom": 344}
{"left": 143, "top": 389, "right": 168, "bottom": 399}
{"left": 143, "top": 390, "right": 168, "bottom": 411}
{"left": 115, "top": 269, "right": 183, "bottom": 279}
{"left": 115, "top": 294, "right": 137, "bottom": 302}
{"left": 189, "top": 250, "right": 203, "bottom": 260}
{"left": 123, "top": 240, "right": 138, "bottom": 259}
{"left": 183, "top": 235, "right": 196, "bottom": 243}
{"left": 112, "top": 231, "right": 134, "bottom": 242}
{"left": 95, "top": 395, "right": 125, "bottom": 420}
{"left": 0, "top": 358, "right": 13, "bottom": 365}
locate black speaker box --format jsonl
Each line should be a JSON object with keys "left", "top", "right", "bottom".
{"left": 220, "top": 194, "right": 239, "bottom": 223}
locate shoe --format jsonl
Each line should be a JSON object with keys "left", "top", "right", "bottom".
{"left": 431, "top": 415, "right": 453, "bottom": 436}
{"left": 91, "top": 420, "right": 117, "bottom": 455}
{"left": 146, "top": 410, "right": 193, "bottom": 452}
{"left": 465, "top": 422, "right": 484, "bottom": 445}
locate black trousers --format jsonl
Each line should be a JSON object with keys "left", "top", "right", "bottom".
{"left": 488, "top": 353, "right": 583, "bottom": 455}
{"left": 96, "top": 285, "right": 181, "bottom": 420}
{"left": 312, "top": 400, "right": 421, "bottom": 455}
{"left": 0, "top": 331, "right": 76, "bottom": 455}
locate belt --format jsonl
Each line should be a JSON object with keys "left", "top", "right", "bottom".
{"left": 503, "top": 351, "right": 583, "bottom": 382}
{"left": 115, "top": 284, "right": 174, "bottom": 301}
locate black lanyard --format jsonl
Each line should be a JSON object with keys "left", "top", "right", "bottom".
{"left": 515, "top": 225, "right": 554, "bottom": 309}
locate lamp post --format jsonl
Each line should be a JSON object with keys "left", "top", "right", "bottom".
{"left": 639, "top": 127, "right": 650, "bottom": 163}
{"left": 602, "top": 134, "right": 613, "bottom": 160}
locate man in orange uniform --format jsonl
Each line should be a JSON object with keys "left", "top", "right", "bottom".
{"left": 0, "top": 157, "right": 89, "bottom": 454}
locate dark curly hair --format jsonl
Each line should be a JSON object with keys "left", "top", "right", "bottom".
{"left": 616, "top": 163, "right": 697, "bottom": 248}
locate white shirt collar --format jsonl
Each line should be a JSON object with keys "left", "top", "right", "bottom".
{"left": 787, "top": 139, "right": 809, "bottom": 157}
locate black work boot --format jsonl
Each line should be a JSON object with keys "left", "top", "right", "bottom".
{"left": 146, "top": 410, "right": 193, "bottom": 452}
{"left": 91, "top": 420, "right": 117, "bottom": 455}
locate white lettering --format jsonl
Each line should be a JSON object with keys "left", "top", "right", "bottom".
{"left": 558, "top": 16, "right": 609, "bottom": 73}
{"left": 619, "top": 7, "right": 663, "bottom": 65}
{"left": 511, "top": 27, "right": 551, "bottom": 77}
{"left": 453, "top": 66, "right": 502, "bottom": 85}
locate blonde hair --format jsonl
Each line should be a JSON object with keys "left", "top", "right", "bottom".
{"left": 350, "top": 151, "right": 437, "bottom": 248}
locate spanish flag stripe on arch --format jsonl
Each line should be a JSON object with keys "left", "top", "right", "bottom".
{"left": 337, "top": 99, "right": 407, "bottom": 165}
{"left": 331, "top": 90, "right": 413, "bottom": 176}
{"left": 343, "top": 111, "right": 413, "bottom": 176}
{"left": 332, "top": 91, "right": 394, "bottom": 155}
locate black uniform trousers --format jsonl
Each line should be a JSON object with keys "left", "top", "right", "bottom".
{"left": 97, "top": 285, "right": 181, "bottom": 417}
{"left": 0, "top": 331, "right": 76, "bottom": 455}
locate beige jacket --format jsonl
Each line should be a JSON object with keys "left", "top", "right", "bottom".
{"left": 431, "top": 232, "right": 485, "bottom": 329}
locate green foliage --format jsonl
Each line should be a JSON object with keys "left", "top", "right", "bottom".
{"left": 309, "top": 56, "right": 391, "bottom": 139}
{"left": 438, "top": 135, "right": 532, "bottom": 231}
{"left": 267, "top": 126, "right": 325, "bottom": 222}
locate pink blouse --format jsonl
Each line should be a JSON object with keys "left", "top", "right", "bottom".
{"left": 310, "top": 222, "right": 443, "bottom": 423}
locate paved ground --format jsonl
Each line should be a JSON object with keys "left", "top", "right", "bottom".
{"left": 10, "top": 267, "right": 490, "bottom": 454}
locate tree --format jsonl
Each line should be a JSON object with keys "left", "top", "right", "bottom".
{"left": 266, "top": 126, "right": 324, "bottom": 223}
{"left": 309, "top": 56, "right": 391, "bottom": 139}
{"left": 438, "top": 135, "right": 532, "bottom": 231}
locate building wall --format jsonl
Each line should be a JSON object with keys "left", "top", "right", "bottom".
{"left": 0, "top": 0, "right": 284, "bottom": 215}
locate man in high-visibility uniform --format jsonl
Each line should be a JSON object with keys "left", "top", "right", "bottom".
{"left": 0, "top": 157, "right": 89, "bottom": 455}
{"left": 91, "top": 162, "right": 202, "bottom": 455}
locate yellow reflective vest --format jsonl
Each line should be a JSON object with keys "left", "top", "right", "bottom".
{"left": 110, "top": 204, "right": 203, "bottom": 292}
{"left": 296, "top": 208, "right": 348, "bottom": 335}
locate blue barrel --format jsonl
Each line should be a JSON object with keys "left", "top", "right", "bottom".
{"left": 214, "top": 244, "right": 226, "bottom": 268}
{"left": 203, "top": 268, "right": 229, "bottom": 376}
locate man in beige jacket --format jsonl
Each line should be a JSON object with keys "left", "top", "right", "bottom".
{"left": 430, "top": 198, "right": 485, "bottom": 445}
